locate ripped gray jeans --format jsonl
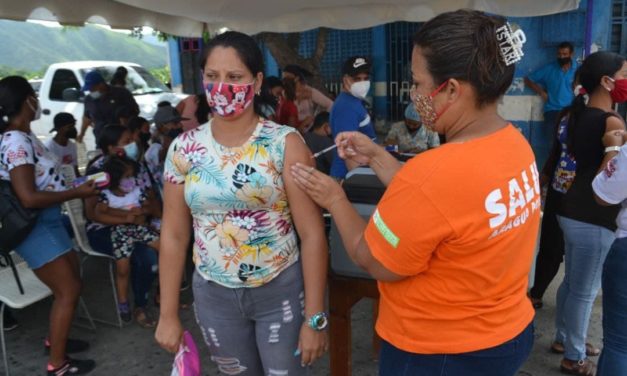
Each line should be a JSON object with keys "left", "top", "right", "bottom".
{"left": 192, "top": 261, "right": 308, "bottom": 375}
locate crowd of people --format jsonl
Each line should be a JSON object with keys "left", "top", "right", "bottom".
{"left": 1, "top": 7, "right": 627, "bottom": 376}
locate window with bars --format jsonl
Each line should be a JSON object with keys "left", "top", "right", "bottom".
{"left": 297, "top": 28, "right": 373, "bottom": 96}
{"left": 385, "top": 22, "right": 422, "bottom": 121}
{"left": 611, "top": 0, "right": 627, "bottom": 54}
{"left": 541, "top": 9, "right": 586, "bottom": 47}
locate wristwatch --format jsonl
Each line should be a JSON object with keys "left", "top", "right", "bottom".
{"left": 605, "top": 146, "right": 621, "bottom": 153}
{"left": 307, "top": 312, "right": 328, "bottom": 331}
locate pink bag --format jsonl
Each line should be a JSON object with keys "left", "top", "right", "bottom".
{"left": 171, "top": 331, "right": 201, "bottom": 376}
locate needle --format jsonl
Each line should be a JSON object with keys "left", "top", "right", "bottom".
{"left": 311, "top": 143, "right": 340, "bottom": 159}
{"left": 310, "top": 137, "right": 376, "bottom": 159}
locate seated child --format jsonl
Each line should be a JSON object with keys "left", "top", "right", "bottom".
{"left": 98, "top": 156, "right": 161, "bottom": 325}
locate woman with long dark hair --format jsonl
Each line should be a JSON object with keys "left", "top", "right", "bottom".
{"left": 155, "top": 31, "right": 328, "bottom": 374}
{"left": 0, "top": 76, "right": 98, "bottom": 375}
{"left": 551, "top": 51, "right": 627, "bottom": 375}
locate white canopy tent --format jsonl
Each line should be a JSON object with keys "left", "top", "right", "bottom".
{"left": 1, "top": 0, "right": 580, "bottom": 36}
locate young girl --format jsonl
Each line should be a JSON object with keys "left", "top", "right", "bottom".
{"left": 99, "top": 155, "right": 161, "bottom": 325}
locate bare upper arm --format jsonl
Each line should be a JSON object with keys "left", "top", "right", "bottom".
{"left": 282, "top": 133, "right": 325, "bottom": 240}
{"left": 9, "top": 164, "right": 37, "bottom": 207}
{"left": 606, "top": 115, "right": 626, "bottom": 133}
{"left": 161, "top": 182, "right": 192, "bottom": 248}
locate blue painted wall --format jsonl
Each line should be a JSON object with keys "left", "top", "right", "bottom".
{"left": 167, "top": 38, "right": 182, "bottom": 89}
{"left": 592, "top": 0, "right": 613, "bottom": 50}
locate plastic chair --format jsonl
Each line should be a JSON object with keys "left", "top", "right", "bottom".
{"left": 85, "top": 150, "right": 102, "bottom": 164}
{"left": 60, "top": 165, "right": 123, "bottom": 328}
{"left": 0, "top": 252, "right": 52, "bottom": 376}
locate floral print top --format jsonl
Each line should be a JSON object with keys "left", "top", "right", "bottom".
{"left": 164, "top": 119, "right": 300, "bottom": 288}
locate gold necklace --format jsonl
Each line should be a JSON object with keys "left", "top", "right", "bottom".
{"left": 210, "top": 117, "right": 259, "bottom": 157}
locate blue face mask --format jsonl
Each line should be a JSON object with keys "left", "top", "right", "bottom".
{"left": 123, "top": 142, "right": 139, "bottom": 161}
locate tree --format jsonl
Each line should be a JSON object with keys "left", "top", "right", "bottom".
{"left": 257, "top": 28, "right": 330, "bottom": 95}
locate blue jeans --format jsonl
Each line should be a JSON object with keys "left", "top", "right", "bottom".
{"left": 598, "top": 237, "right": 627, "bottom": 375}
{"left": 86, "top": 227, "right": 158, "bottom": 308}
{"left": 555, "top": 216, "right": 614, "bottom": 361}
{"left": 379, "top": 323, "right": 534, "bottom": 376}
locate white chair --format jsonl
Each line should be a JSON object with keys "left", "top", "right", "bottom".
{"left": 60, "top": 165, "right": 123, "bottom": 328}
{"left": 85, "top": 150, "right": 102, "bottom": 164}
{"left": 0, "top": 252, "right": 52, "bottom": 376}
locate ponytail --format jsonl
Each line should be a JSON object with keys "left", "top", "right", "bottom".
{"left": 564, "top": 93, "right": 588, "bottom": 158}
{"left": 0, "top": 105, "right": 9, "bottom": 133}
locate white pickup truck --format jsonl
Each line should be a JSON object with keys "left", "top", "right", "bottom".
{"left": 31, "top": 61, "right": 185, "bottom": 150}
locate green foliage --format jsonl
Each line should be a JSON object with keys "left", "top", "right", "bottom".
{"left": 149, "top": 66, "right": 172, "bottom": 85}
{"left": 154, "top": 30, "right": 174, "bottom": 42}
{"left": 0, "top": 20, "right": 168, "bottom": 72}
{"left": 0, "top": 65, "right": 44, "bottom": 80}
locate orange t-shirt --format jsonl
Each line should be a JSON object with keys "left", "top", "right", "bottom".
{"left": 364, "top": 124, "right": 540, "bottom": 354}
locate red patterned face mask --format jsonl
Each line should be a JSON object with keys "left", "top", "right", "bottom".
{"left": 204, "top": 81, "right": 255, "bottom": 117}
{"left": 410, "top": 80, "right": 450, "bottom": 131}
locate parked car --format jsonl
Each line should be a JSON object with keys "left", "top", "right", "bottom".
{"left": 30, "top": 61, "right": 185, "bottom": 150}
{"left": 28, "top": 79, "right": 43, "bottom": 95}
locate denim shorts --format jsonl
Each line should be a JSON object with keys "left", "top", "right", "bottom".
{"left": 15, "top": 205, "right": 74, "bottom": 270}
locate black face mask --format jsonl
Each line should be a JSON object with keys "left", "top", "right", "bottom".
{"left": 557, "top": 57, "right": 571, "bottom": 67}
{"left": 66, "top": 128, "right": 78, "bottom": 139}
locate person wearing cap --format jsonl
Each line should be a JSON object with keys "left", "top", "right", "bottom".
{"left": 145, "top": 104, "right": 187, "bottom": 193}
{"left": 385, "top": 103, "right": 440, "bottom": 154}
{"left": 329, "top": 56, "right": 377, "bottom": 179}
{"left": 77, "top": 70, "right": 139, "bottom": 144}
{"left": 282, "top": 64, "right": 333, "bottom": 130}
{"left": 45, "top": 112, "right": 80, "bottom": 175}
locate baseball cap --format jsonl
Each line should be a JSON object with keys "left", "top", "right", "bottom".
{"left": 342, "top": 56, "right": 371, "bottom": 77}
{"left": 152, "top": 104, "right": 188, "bottom": 126}
{"left": 82, "top": 71, "right": 105, "bottom": 92}
{"left": 404, "top": 103, "right": 421, "bottom": 122}
{"left": 50, "top": 112, "right": 76, "bottom": 133}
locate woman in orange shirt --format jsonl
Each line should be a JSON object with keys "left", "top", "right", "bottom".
{"left": 292, "top": 10, "right": 539, "bottom": 376}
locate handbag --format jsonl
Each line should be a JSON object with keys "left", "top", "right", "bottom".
{"left": 170, "top": 331, "right": 201, "bottom": 376}
{"left": 0, "top": 135, "right": 39, "bottom": 253}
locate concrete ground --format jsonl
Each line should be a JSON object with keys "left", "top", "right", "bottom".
{"left": 1, "top": 259, "right": 602, "bottom": 376}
